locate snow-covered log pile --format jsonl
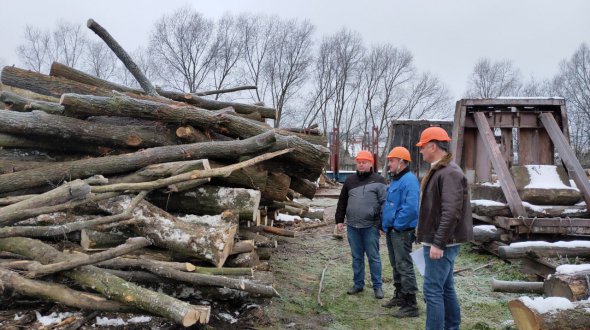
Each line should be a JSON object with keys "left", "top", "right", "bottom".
{"left": 0, "top": 19, "right": 328, "bottom": 328}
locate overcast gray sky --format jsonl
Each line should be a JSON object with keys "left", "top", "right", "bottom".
{"left": 1, "top": 0, "right": 589, "bottom": 100}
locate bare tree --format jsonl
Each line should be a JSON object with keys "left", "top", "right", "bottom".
{"left": 52, "top": 20, "right": 87, "bottom": 69}
{"left": 209, "top": 14, "right": 245, "bottom": 99}
{"left": 553, "top": 43, "right": 590, "bottom": 159}
{"left": 264, "top": 18, "right": 314, "bottom": 128}
{"left": 465, "top": 58, "right": 522, "bottom": 98}
{"left": 16, "top": 25, "right": 52, "bottom": 72}
{"left": 240, "top": 14, "right": 278, "bottom": 103}
{"left": 114, "top": 47, "right": 153, "bottom": 88}
{"left": 148, "top": 7, "right": 216, "bottom": 93}
{"left": 83, "top": 40, "right": 118, "bottom": 80}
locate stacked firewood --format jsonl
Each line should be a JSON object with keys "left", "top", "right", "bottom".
{"left": 0, "top": 20, "right": 328, "bottom": 328}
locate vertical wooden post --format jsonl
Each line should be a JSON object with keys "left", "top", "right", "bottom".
{"left": 474, "top": 112, "right": 527, "bottom": 217}
{"left": 450, "top": 100, "right": 466, "bottom": 164}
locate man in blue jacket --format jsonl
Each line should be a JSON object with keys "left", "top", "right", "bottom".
{"left": 381, "top": 146, "right": 420, "bottom": 317}
{"left": 336, "top": 150, "right": 386, "bottom": 299}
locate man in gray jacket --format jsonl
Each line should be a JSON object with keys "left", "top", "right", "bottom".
{"left": 336, "top": 150, "right": 387, "bottom": 299}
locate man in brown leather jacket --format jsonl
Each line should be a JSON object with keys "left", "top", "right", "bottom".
{"left": 415, "top": 127, "right": 473, "bottom": 330}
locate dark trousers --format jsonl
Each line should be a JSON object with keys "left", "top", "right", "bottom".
{"left": 385, "top": 229, "right": 418, "bottom": 294}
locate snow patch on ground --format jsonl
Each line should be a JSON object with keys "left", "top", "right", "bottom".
{"left": 35, "top": 312, "right": 77, "bottom": 326}
{"left": 218, "top": 312, "right": 238, "bottom": 324}
{"left": 276, "top": 213, "right": 301, "bottom": 222}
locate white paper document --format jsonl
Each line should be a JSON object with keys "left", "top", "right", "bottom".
{"left": 410, "top": 247, "right": 426, "bottom": 276}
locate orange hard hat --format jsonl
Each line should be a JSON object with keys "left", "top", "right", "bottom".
{"left": 387, "top": 147, "right": 411, "bottom": 162}
{"left": 354, "top": 150, "right": 374, "bottom": 163}
{"left": 416, "top": 126, "right": 451, "bottom": 147}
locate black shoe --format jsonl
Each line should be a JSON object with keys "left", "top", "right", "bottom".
{"left": 392, "top": 293, "right": 419, "bottom": 318}
{"left": 382, "top": 294, "right": 404, "bottom": 308}
{"left": 374, "top": 287, "right": 384, "bottom": 299}
{"left": 347, "top": 286, "right": 363, "bottom": 295}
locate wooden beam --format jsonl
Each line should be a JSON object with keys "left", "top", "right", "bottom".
{"left": 450, "top": 101, "right": 466, "bottom": 164}
{"left": 473, "top": 112, "right": 527, "bottom": 217}
{"left": 540, "top": 112, "right": 590, "bottom": 208}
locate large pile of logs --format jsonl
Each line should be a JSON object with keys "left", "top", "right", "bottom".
{"left": 0, "top": 18, "right": 328, "bottom": 328}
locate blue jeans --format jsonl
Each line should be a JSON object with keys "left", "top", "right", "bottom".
{"left": 385, "top": 229, "right": 418, "bottom": 294}
{"left": 347, "top": 225, "right": 382, "bottom": 289}
{"left": 423, "top": 245, "right": 461, "bottom": 330}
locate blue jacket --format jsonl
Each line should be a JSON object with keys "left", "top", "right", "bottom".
{"left": 381, "top": 167, "right": 420, "bottom": 232}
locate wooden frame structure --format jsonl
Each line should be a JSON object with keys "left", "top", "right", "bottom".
{"left": 451, "top": 98, "right": 590, "bottom": 236}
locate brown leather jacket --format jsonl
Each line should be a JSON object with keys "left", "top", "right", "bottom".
{"left": 416, "top": 153, "right": 473, "bottom": 248}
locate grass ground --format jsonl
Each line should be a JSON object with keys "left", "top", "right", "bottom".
{"left": 258, "top": 202, "right": 534, "bottom": 330}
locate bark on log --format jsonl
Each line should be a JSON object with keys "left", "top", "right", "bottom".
{"left": 97, "top": 257, "right": 253, "bottom": 276}
{"left": 508, "top": 297, "right": 590, "bottom": 330}
{"left": 225, "top": 251, "right": 261, "bottom": 268}
{"left": 289, "top": 176, "right": 317, "bottom": 199}
{"left": 156, "top": 88, "right": 276, "bottom": 118}
{"left": 0, "top": 267, "right": 136, "bottom": 312}
{"left": 0, "top": 130, "right": 276, "bottom": 194}
{"left": 87, "top": 19, "right": 160, "bottom": 97}
{"left": 0, "top": 179, "right": 91, "bottom": 225}
{"left": 473, "top": 225, "right": 511, "bottom": 244}
{"left": 0, "top": 110, "right": 181, "bottom": 148}
{"left": 149, "top": 186, "right": 261, "bottom": 222}
{"left": 50, "top": 61, "right": 141, "bottom": 94}
{"left": 59, "top": 94, "right": 328, "bottom": 175}
{"left": 238, "top": 229, "right": 278, "bottom": 248}
{"left": 0, "top": 237, "right": 211, "bottom": 326}
{"left": 98, "top": 196, "right": 238, "bottom": 267}
{"left": 0, "top": 132, "right": 127, "bottom": 156}
{"left": 256, "top": 247, "right": 273, "bottom": 261}
{"left": 209, "top": 160, "right": 268, "bottom": 192}
{"left": 499, "top": 245, "right": 590, "bottom": 259}
{"left": 25, "top": 237, "right": 151, "bottom": 278}
{"left": 543, "top": 271, "right": 590, "bottom": 301}
{"left": 260, "top": 226, "right": 295, "bottom": 237}
{"left": 109, "top": 159, "right": 210, "bottom": 184}
{"left": 0, "top": 90, "right": 64, "bottom": 114}
{"left": 1, "top": 66, "right": 113, "bottom": 98}
{"left": 491, "top": 279, "right": 544, "bottom": 293}
{"left": 229, "top": 240, "right": 256, "bottom": 255}
{"left": 80, "top": 229, "right": 128, "bottom": 250}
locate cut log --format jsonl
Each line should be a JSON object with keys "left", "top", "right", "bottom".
{"left": 80, "top": 229, "right": 128, "bottom": 250}
{"left": 0, "top": 267, "right": 136, "bottom": 312}
{"left": 0, "top": 237, "right": 211, "bottom": 326}
{"left": 260, "top": 226, "right": 295, "bottom": 238}
{"left": 511, "top": 165, "right": 582, "bottom": 205}
{"left": 0, "top": 179, "right": 91, "bottom": 225}
{"left": 491, "top": 279, "right": 544, "bottom": 293}
{"left": 508, "top": 297, "right": 590, "bottom": 330}
{"left": 262, "top": 171, "right": 291, "bottom": 202}
{"left": 225, "top": 250, "right": 261, "bottom": 268}
{"left": 0, "top": 110, "right": 181, "bottom": 148}
{"left": 50, "top": 61, "right": 141, "bottom": 94}
{"left": 229, "top": 240, "right": 256, "bottom": 255}
{"left": 0, "top": 130, "right": 276, "bottom": 194}
{"left": 1, "top": 66, "right": 113, "bottom": 98}
{"left": 109, "top": 159, "right": 210, "bottom": 184}
{"left": 97, "top": 196, "right": 238, "bottom": 267}
{"left": 209, "top": 160, "right": 268, "bottom": 192}
{"left": 149, "top": 186, "right": 261, "bottom": 222}
{"left": 59, "top": 94, "right": 329, "bottom": 176}
{"left": 0, "top": 90, "right": 64, "bottom": 114}
{"left": 499, "top": 243, "right": 590, "bottom": 259}
{"left": 97, "top": 257, "right": 253, "bottom": 276}
{"left": 0, "top": 132, "right": 128, "bottom": 156}
{"left": 289, "top": 176, "right": 317, "bottom": 199}
{"left": 472, "top": 225, "right": 511, "bottom": 244}
{"left": 543, "top": 271, "right": 590, "bottom": 301}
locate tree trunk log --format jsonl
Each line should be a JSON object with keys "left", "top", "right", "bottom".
{"left": 24, "top": 237, "right": 151, "bottom": 278}
{"left": 109, "top": 159, "right": 210, "bottom": 184}
{"left": 491, "top": 279, "right": 544, "bottom": 293}
{"left": 98, "top": 196, "right": 238, "bottom": 267}
{"left": 97, "top": 257, "right": 253, "bottom": 276}
{"left": 0, "top": 133, "right": 128, "bottom": 156}
{"left": 209, "top": 160, "right": 268, "bottom": 192}
{"left": 80, "top": 229, "right": 128, "bottom": 250}
{"left": 0, "top": 267, "right": 136, "bottom": 312}
{"left": 499, "top": 244, "right": 590, "bottom": 259}
{"left": 260, "top": 226, "right": 295, "bottom": 237}
{"left": 87, "top": 19, "right": 160, "bottom": 97}
{"left": 0, "top": 179, "right": 91, "bottom": 225}
{"left": 156, "top": 89, "right": 276, "bottom": 119}
{"left": 0, "top": 110, "right": 181, "bottom": 149}
{"left": 225, "top": 250, "right": 261, "bottom": 268}
{"left": 508, "top": 297, "right": 590, "bottom": 330}
{"left": 256, "top": 247, "right": 273, "bottom": 261}
{"left": 50, "top": 61, "right": 141, "bottom": 94}
{"left": 289, "top": 176, "right": 317, "bottom": 199}
{"left": 0, "top": 90, "right": 64, "bottom": 114}
{"left": 1, "top": 66, "right": 113, "bottom": 98}
{"left": 229, "top": 240, "right": 256, "bottom": 255}
{"left": 543, "top": 271, "right": 590, "bottom": 301}
{"left": 0, "top": 130, "right": 276, "bottom": 194}
{"left": 59, "top": 94, "right": 328, "bottom": 176}
{"left": 149, "top": 186, "right": 261, "bottom": 222}
{"left": 0, "top": 237, "right": 210, "bottom": 326}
